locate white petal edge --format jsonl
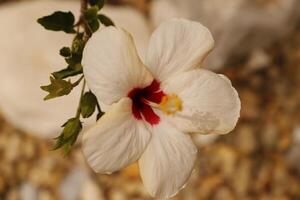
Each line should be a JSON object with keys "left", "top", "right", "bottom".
{"left": 139, "top": 120, "right": 197, "bottom": 199}
{"left": 82, "top": 98, "right": 151, "bottom": 174}
{"left": 161, "top": 69, "right": 241, "bottom": 135}
{"left": 145, "top": 18, "right": 214, "bottom": 81}
{"left": 83, "top": 26, "right": 153, "bottom": 105}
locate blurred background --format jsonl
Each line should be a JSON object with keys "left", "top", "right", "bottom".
{"left": 0, "top": 0, "right": 300, "bottom": 199}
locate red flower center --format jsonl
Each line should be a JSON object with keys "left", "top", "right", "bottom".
{"left": 128, "top": 80, "right": 165, "bottom": 125}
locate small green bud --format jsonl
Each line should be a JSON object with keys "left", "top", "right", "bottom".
{"left": 88, "top": 0, "right": 105, "bottom": 9}
{"left": 60, "top": 47, "right": 71, "bottom": 57}
{"left": 80, "top": 92, "right": 98, "bottom": 118}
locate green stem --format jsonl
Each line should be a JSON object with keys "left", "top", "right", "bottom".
{"left": 74, "top": 0, "right": 89, "bottom": 119}
{"left": 80, "top": 0, "right": 92, "bottom": 40}
{"left": 96, "top": 100, "right": 101, "bottom": 113}
{"left": 72, "top": 75, "right": 84, "bottom": 87}
{"left": 76, "top": 79, "right": 86, "bottom": 118}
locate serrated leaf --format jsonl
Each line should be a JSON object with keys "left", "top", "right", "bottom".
{"left": 37, "top": 11, "right": 76, "bottom": 33}
{"left": 52, "top": 118, "right": 82, "bottom": 154}
{"left": 52, "top": 64, "right": 83, "bottom": 79}
{"left": 60, "top": 47, "right": 71, "bottom": 57}
{"left": 62, "top": 118, "right": 82, "bottom": 139}
{"left": 88, "top": 0, "right": 105, "bottom": 9}
{"left": 52, "top": 134, "right": 65, "bottom": 150}
{"left": 41, "top": 77, "right": 73, "bottom": 100}
{"left": 80, "top": 92, "right": 98, "bottom": 118}
{"left": 63, "top": 143, "right": 72, "bottom": 156}
{"left": 98, "top": 14, "right": 114, "bottom": 26}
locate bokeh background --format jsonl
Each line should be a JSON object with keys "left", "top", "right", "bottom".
{"left": 0, "top": 0, "right": 300, "bottom": 199}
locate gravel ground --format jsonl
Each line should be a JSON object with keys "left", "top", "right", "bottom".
{"left": 0, "top": 1, "right": 300, "bottom": 200}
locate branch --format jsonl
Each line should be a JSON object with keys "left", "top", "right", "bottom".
{"left": 80, "top": 0, "right": 92, "bottom": 40}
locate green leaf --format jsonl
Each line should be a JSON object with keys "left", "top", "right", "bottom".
{"left": 88, "top": 19, "right": 100, "bottom": 32}
{"left": 52, "top": 118, "right": 82, "bottom": 154}
{"left": 80, "top": 92, "right": 98, "bottom": 118}
{"left": 60, "top": 47, "right": 71, "bottom": 57}
{"left": 84, "top": 7, "right": 100, "bottom": 33}
{"left": 41, "top": 77, "right": 73, "bottom": 100}
{"left": 52, "top": 134, "right": 65, "bottom": 150}
{"left": 98, "top": 14, "right": 114, "bottom": 26}
{"left": 52, "top": 64, "right": 83, "bottom": 79}
{"left": 88, "top": 0, "right": 105, "bottom": 9}
{"left": 63, "top": 143, "right": 72, "bottom": 156}
{"left": 61, "top": 118, "right": 82, "bottom": 139}
{"left": 37, "top": 11, "right": 76, "bottom": 33}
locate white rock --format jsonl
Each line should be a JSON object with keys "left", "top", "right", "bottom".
{"left": 293, "top": 125, "right": 300, "bottom": 144}
{"left": 80, "top": 179, "right": 105, "bottom": 200}
{"left": 192, "top": 134, "right": 218, "bottom": 146}
{"left": 20, "top": 182, "right": 38, "bottom": 200}
{"left": 59, "top": 167, "right": 89, "bottom": 200}
{"left": 286, "top": 125, "right": 300, "bottom": 173}
{"left": 0, "top": 0, "right": 150, "bottom": 138}
{"left": 150, "top": 0, "right": 300, "bottom": 69}
{"left": 245, "top": 49, "right": 271, "bottom": 73}
{"left": 109, "top": 189, "right": 127, "bottom": 200}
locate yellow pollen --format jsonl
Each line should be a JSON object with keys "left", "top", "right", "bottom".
{"left": 159, "top": 94, "right": 183, "bottom": 115}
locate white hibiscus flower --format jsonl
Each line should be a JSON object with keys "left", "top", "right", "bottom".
{"left": 81, "top": 18, "right": 241, "bottom": 199}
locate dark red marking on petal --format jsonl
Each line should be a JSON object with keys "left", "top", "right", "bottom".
{"left": 127, "top": 80, "right": 165, "bottom": 125}
{"left": 143, "top": 79, "right": 160, "bottom": 93}
{"left": 132, "top": 103, "right": 142, "bottom": 120}
{"left": 140, "top": 104, "right": 160, "bottom": 125}
{"left": 146, "top": 91, "right": 165, "bottom": 104}
{"left": 141, "top": 80, "right": 165, "bottom": 103}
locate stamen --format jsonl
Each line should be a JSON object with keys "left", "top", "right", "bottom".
{"left": 141, "top": 98, "right": 160, "bottom": 108}
{"left": 159, "top": 94, "right": 183, "bottom": 115}
{"left": 141, "top": 94, "right": 183, "bottom": 115}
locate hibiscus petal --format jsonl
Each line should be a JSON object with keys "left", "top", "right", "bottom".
{"left": 83, "top": 27, "right": 153, "bottom": 105}
{"left": 161, "top": 69, "right": 241, "bottom": 134}
{"left": 139, "top": 120, "right": 197, "bottom": 199}
{"left": 82, "top": 98, "right": 151, "bottom": 174}
{"left": 145, "top": 18, "right": 214, "bottom": 81}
